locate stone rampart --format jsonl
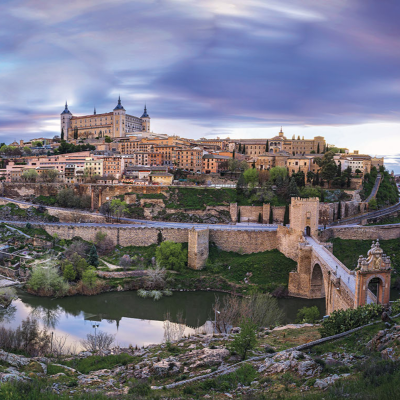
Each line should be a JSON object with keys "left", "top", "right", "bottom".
{"left": 238, "top": 206, "right": 263, "bottom": 223}
{"left": 320, "top": 225, "right": 400, "bottom": 241}
{"left": 188, "top": 228, "right": 209, "bottom": 270}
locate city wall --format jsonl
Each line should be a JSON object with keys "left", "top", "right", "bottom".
{"left": 320, "top": 225, "right": 400, "bottom": 241}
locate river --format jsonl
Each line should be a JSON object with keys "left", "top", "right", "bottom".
{"left": 0, "top": 290, "right": 325, "bottom": 349}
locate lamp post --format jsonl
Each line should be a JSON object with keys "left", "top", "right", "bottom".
{"left": 92, "top": 323, "right": 99, "bottom": 351}
{"left": 214, "top": 310, "right": 220, "bottom": 333}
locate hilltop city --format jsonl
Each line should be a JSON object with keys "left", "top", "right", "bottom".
{"left": 0, "top": 97, "right": 385, "bottom": 186}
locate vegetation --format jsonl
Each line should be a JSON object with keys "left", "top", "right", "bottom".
{"left": 319, "top": 303, "right": 383, "bottom": 337}
{"left": 296, "top": 306, "right": 321, "bottom": 323}
{"left": 54, "top": 140, "right": 95, "bottom": 154}
{"left": 155, "top": 241, "right": 187, "bottom": 272}
{"left": 229, "top": 318, "right": 257, "bottom": 359}
{"left": 330, "top": 237, "right": 400, "bottom": 273}
{"left": 27, "top": 266, "right": 70, "bottom": 297}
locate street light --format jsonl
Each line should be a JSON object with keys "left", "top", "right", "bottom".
{"left": 214, "top": 310, "right": 220, "bottom": 333}
{"left": 92, "top": 323, "right": 99, "bottom": 351}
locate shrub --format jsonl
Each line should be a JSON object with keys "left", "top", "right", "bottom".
{"left": 27, "top": 266, "right": 69, "bottom": 297}
{"left": 229, "top": 318, "right": 257, "bottom": 360}
{"left": 320, "top": 303, "right": 383, "bottom": 337}
{"left": 80, "top": 331, "right": 115, "bottom": 353}
{"left": 155, "top": 241, "right": 187, "bottom": 272}
{"left": 296, "top": 306, "right": 320, "bottom": 323}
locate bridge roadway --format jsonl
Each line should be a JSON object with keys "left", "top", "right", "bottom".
{"left": 306, "top": 236, "right": 356, "bottom": 294}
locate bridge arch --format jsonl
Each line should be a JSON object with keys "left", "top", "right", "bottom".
{"left": 366, "top": 274, "right": 386, "bottom": 305}
{"left": 310, "top": 263, "right": 326, "bottom": 298}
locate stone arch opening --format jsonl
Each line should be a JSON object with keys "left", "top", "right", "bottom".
{"left": 305, "top": 226, "right": 311, "bottom": 236}
{"left": 310, "top": 263, "right": 325, "bottom": 298}
{"left": 367, "top": 276, "right": 385, "bottom": 304}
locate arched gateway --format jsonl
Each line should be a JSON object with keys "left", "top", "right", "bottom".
{"left": 287, "top": 198, "right": 392, "bottom": 315}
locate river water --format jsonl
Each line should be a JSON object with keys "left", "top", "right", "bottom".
{"left": 0, "top": 290, "right": 325, "bottom": 349}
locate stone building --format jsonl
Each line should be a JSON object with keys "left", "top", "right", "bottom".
{"left": 61, "top": 98, "right": 150, "bottom": 140}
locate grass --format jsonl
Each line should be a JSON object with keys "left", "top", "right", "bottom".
{"left": 207, "top": 244, "right": 297, "bottom": 292}
{"left": 330, "top": 237, "right": 400, "bottom": 273}
{"left": 61, "top": 353, "right": 138, "bottom": 374}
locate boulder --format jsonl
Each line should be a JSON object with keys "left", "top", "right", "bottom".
{"left": 152, "top": 357, "right": 181, "bottom": 376}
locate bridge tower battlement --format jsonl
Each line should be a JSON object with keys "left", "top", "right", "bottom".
{"left": 290, "top": 197, "right": 320, "bottom": 236}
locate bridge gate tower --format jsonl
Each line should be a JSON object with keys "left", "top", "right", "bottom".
{"left": 354, "top": 240, "right": 392, "bottom": 307}
{"left": 290, "top": 197, "right": 320, "bottom": 236}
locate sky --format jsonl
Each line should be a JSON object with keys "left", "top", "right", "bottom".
{"left": 1, "top": 0, "right": 400, "bottom": 156}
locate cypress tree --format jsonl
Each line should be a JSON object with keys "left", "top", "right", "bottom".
{"left": 320, "top": 190, "right": 325, "bottom": 203}
{"left": 252, "top": 161, "right": 256, "bottom": 169}
{"left": 232, "top": 149, "right": 235, "bottom": 159}
{"left": 269, "top": 207, "right": 273, "bottom": 224}
{"left": 337, "top": 161, "right": 342, "bottom": 177}
{"left": 88, "top": 245, "right": 99, "bottom": 268}
{"left": 157, "top": 231, "right": 163, "bottom": 245}
{"left": 283, "top": 205, "right": 289, "bottom": 226}
{"left": 258, "top": 213, "right": 262, "bottom": 223}
{"left": 316, "top": 171, "right": 320, "bottom": 185}
{"left": 317, "top": 143, "right": 320, "bottom": 154}
{"left": 266, "top": 140, "right": 269, "bottom": 152}
{"left": 61, "top": 128, "right": 64, "bottom": 141}
{"left": 238, "top": 208, "right": 241, "bottom": 222}
{"left": 242, "top": 144, "right": 246, "bottom": 154}
{"left": 238, "top": 143, "right": 242, "bottom": 152}
{"left": 337, "top": 201, "right": 342, "bottom": 220}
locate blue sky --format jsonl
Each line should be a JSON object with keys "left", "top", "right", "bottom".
{"left": 1, "top": 0, "right": 400, "bottom": 154}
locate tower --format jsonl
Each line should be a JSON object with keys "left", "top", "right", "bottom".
{"left": 279, "top": 126, "right": 284, "bottom": 138}
{"left": 60, "top": 102, "right": 73, "bottom": 140}
{"left": 113, "top": 96, "right": 126, "bottom": 138}
{"left": 354, "top": 240, "right": 392, "bottom": 307}
{"left": 141, "top": 105, "right": 150, "bottom": 133}
{"left": 289, "top": 197, "right": 320, "bottom": 236}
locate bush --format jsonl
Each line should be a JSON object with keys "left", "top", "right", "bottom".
{"left": 27, "top": 266, "right": 70, "bottom": 297}
{"left": 155, "top": 241, "right": 187, "bottom": 272}
{"left": 229, "top": 318, "right": 257, "bottom": 360}
{"left": 296, "top": 306, "right": 320, "bottom": 323}
{"left": 319, "top": 303, "right": 383, "bottom": 337}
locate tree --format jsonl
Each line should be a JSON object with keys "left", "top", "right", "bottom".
{"left": 40, "top": 169, "right": 59, "bottom": 183}
{"left": 63, "top": 263, "right": 77, "bottom": 282}
{"left": 99, "top": 202, "right": 112, "bottom": 222}
{"left": 292, "top": 170, "right": 305, "bottom": 187}
{"left": 229, "top": 318, "right": 257, "bottom": 360}
{"left": 157, "top": 231, "right": 164, "bottom": 245}
{"left": 307, "top": 171, "right": 315, "bottom": 184}
{"left": 155, "top": 241, "right": 187, "bottom": 272}
{"left": 368, "top": 198, "right": 378, "bottom": 210}
{"left": 82, "top": 267, "right": 97, "bottom": 288}
{"left": 94, "top": 231, "right": 115, "bottom": 255}
{"left": 317, "top": 143, "right": 320, "bottom": 154}
{"left": 22, "top": 169, "right": 38, "bottom": 182}
{"left": 355, "top": 168, "right": 362, "bottom": 174}
{"left": 105, "top": 136, "right": 112, "bottom": 143}
{"left": 269, "top": 207, "right": 273, "bottom": 224}
{"left": 296, "top": 306, "right": 320, "bottom": 323}
{"left": 64, "top": 241, "right": 88, "bottom": 260}
{"left": 119, "top": 254, "right": 132, "bottom": 271}
{"left": 288, "top": 177, "right": 300, "bottom": 197}
{"left": 269, "top": 166, "right": 287, "bottom": 182}
{"left": 61, "top": 128, "right": 64, "bottom": 141}
{"left": 243, "top": 168, "right": 259, "bottom": 189}
{"left": 266, "top": 140, "right": 269, "bottom": 153}
{"left": 27, "top": 266, "right": 69, "bottom": 297}
{"left": 238, "top": 208, "right": 241, "bottom": 222}
{"left": 228, "top": 158, "right": 239, "bottom": 176}
{"left": 337, "top": 201, "right": 342, "bottom": 219}
{"left": 240, "top": 160, "right": 249, "bottom": 171}
{"left": 32, "top": 141, "right": 43, "bottom": 147}
{"left": 238, "top": 143, "right": 242, "bottom": 153}
{"left": 23, "top": 146, "right": 32, "bottom": 155}
{"left": 236, "top": 173, "right": 247, "bottom": 194}
{"left": 88, "top": 245, "right": 99, "bottom": 268}
{"left": 110, "top": 199, "right": 127, "bottom": 222}
{"left": 73, "top": 127, "right": 78, "bottom": 140}
{"left": 315, "top": 151, "right": 338, "bottom": 188}
{"left": 337, "top": 161, "right": 342, "bottom": 177}
{"left": 283, "top": 205, "right": 289, "bottom": 226}
{"left": 242, "top": 144, "right": 246, "bottom": 154}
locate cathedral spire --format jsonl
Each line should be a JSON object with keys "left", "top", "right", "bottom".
{"left": 94, "top": 106, "right": 96, "bottom": 115}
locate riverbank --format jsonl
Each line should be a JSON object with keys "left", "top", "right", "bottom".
{"left": 1, "top": 314, "right": 400, "bottom": 399}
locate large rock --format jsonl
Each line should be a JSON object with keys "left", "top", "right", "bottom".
{"left": 0, "top": 349, "right": 30, "bottom": 368}
{"left": 186, "top": 348, "right": 230, "bottom": 369}
{"left": 258, "top": 351, "right": 322, "bottom": 377}
{"left": 152, "top": 357, "right": 181, "bottom": 376}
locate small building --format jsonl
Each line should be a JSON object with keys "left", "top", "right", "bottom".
{"left": 149, "top": 171, "right": 174, "bottom": 185}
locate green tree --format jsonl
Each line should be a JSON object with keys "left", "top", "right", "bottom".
{"left": 317, "top": 143, "right": 320, "bottom": 153}
{"left": 307, "top": 171, "right": 315, "bottom": 184}
{"left": 22, "top": 169, "right": 38, "bottom": 182}
{"left": 283, "top": 205, "right": 289, "bottom": 226}
{"left": 238, "top": 143, "right": 242, "bottom": 153}
{"left": 296, "top": 306, "right": 320, "bottom": 323}
{"left": 73, "top": 127, "right": 78, "bottom": 140}
{"left": 238, "top": 208, "right": 241, "bottom": 222}
{"left": 230, "top": 318, "right": 257, "bottom": 360}
{"left": 236, "top": 173, "right": 247, "bottom": 194}
{"left": 32, "top": 140, "right": 42, "bottom": 147}
{"left": 337, "top": 201, "right": 342, "bottom": 219}
{"left": 266, "top": 140, "right": 269, "bottom": 152}
{"left": 27, "top": 266, "right": 69, "bottom": 297}
{"left": 368, "top": 198, "right": 378, "bottom": 210}
{"left": 82, "top": 267, "right": 97, "bottom": 288}
{"left": 242, "top": 144, "right": 246, "bottom": 154}
{"left": 105, "top": 136, "right": 112, "bottom": 143}
{"left": 155, "top": 241, "right": 187, "bottom": 272}
{"left": 61, "top": 128, "right": 64, "bottom": 141}
{"left": 243, "top": 168, "right": 259, "bottom": 189}
{"left": 40, "top": 169, "right": 59, "bottom": 183}
{"left": 269, "top": 166, "right": 287, "bottom": 182}
{"left": 269, "top": 206, "right": 273, "bottom": 224}
{"left": 315, "top": 151, "right": 338, "bottom": 188}
{"left": 110, "top": 199, "right": 127, "bottom": 222}
{"left": 23, "top": 146, "right": 32, "bottom": 155}
{"left": 63, "top": 263, "right": 77, "bottom": 282}
{"left": 157, "top": 231, "right": 164, "bottom": 245}
{"left": 288, "top": 177, "right": 300, "bottom": 197}
{"left": 88, "top": 245, "right": 99, "bottom": 268}
{"left": 337, "top": 161, "right": 342, "bottom": 177}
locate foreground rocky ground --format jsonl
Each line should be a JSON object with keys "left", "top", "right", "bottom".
{"left": 1, "top": 318, "right": 400, "bottom": 399}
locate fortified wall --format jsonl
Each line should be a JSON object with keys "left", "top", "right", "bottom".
{"left": 320, "top": 225, "right": 400, "bottom": 241}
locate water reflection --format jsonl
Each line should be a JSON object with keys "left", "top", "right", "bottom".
{"left": 1, "top": 290, "right": 328, "bottom": 348}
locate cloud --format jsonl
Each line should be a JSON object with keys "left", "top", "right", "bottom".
{"left": 0, "top": 0, "right": 399, "bottom": 153}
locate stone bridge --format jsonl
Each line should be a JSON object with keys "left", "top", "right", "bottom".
{"left": 288, "top": 197, "right": 392, "bottom": 314}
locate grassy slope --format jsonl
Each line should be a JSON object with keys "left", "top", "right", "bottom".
{"left": 330, "top": 237, "right": 400, "bottom": 273}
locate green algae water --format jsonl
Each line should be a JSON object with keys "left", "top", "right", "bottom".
{"left": 0, "top": 290, "right": 325, "bottom": 349}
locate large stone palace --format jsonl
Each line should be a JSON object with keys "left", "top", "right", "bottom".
{"left": 61, "top": 97, "right": 150, "bottom": 140}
